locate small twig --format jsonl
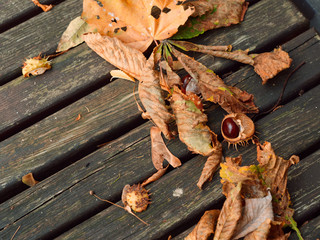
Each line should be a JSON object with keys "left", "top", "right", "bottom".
{"left": 10, "top": 225, "right": 21, "bottom": 240}
{"left": 111, "top": 173, "right": 121, "bottom": 185}
{"left": 254, "top": 61, "right": 305, "bottom": 119}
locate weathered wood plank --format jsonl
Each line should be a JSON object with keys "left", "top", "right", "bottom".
{"left": 0, "top": 43, "right": 114, "bottom": 139}
{"left": 0, "top": 0, "right": 309, "bottom": 138}
{"left": 0, "top": 0, "right": 62, "bottom": 33}
{"left": 0, "top": 26, "right": 318, "bottom": 205}
{"left": 0, "top": 78, "right": 142, "bottom": 199}
{"left": 174, "top": 149, "right": 320, "bottom": 240}
{"left": 53, "top": 85, "right": 320, "bottom": 240}
{"left": 0, "top": 0, "right": 82, "bottom": 84}
{"left": 1, "top": 78, "right": 319, "bottom": 239}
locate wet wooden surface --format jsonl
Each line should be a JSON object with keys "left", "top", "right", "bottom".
{"left": 0, "top": 0, "right": 319, "bottom": 239}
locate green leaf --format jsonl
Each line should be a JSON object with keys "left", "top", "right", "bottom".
{"left": 171, "top": 17, "right": 205, "bottom": 40}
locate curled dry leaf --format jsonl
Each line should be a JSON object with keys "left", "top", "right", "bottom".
{"left": 171, "top": 86, "right": 218, "bottom": 156}
{"left": 141, "top": 166, "right": 169, "bottom": 187}
{"left": 31, "top": 0, "right": 53, "bottom": 12}
{"left": 221, "top": 113, "right": 255, "bottom": 147}
{"left": 57, "top": 16, "right": 93, "bottom": 52}
{"left": 22, "top": 55, "right": 51, "bottom": 77}
{"left": 170, "top": 41, "right": 292, "bottom": 84}
{"left": 253, "top": 48, "right": 292, "bottom": 84}
{"left": 173, "top": 0, "right": 248, "bottom": 39}
{"left": 233, "top": 191, "right": 274, "bottom": 239}
{"left": 186, "top": 210, "right": 221, "bottom": 240}
{"left": 172, "top": 47, "right": 258, "bottom": 114}
{"left": 197, "top": 141, "right": 222, "bottom": 189}
{"left": 122, "top": 184, "right": 150, "bottom": 212}
{"left": 256, "top": 142, "right": 299, "bottom": 223}
{"left": 22, "top": 173, "right": 39, "bottom": 187}
{"left": 110, "top": 70, "right": 135, "bottom": 82}
{"left": 214, "top": 183, "right": 243, "bottom": 240}
{"left": 82, "top": 0, "right": 194, "bottom": 52}
{"left": 150, "top": 126, "right": 181, "bottom": 170}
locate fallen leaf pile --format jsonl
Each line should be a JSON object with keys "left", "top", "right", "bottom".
{"left": 186, "top": 141, "right": 300, "bottom": 240}
{"left": 51, "top": 0, "right": 300, "bottom": 236}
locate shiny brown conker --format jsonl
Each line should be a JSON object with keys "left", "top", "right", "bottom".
{"left": 222, "top": 117, "right": 240, "bottom": 139}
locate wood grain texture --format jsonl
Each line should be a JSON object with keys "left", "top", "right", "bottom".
{"left": 0, "top": 0, "right": 62, "bottom": 32}
{"left": 1, "top": 78, "right": 319, "bottom": 240}
{"left": 0, "top": 0, "right": 82, "bottom": 84}
{"left": 0, "top": 43, "right": 114, "bottom": 137}
{"left": 0, "top": 79, "right": 142, "bottom": 196}
{"left": 54, "top": 86, "right": 320, "bottom": 240}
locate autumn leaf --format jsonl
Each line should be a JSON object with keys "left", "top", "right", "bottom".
{"left": 83, "top": 33, "right": 148, "bottom": 80}
{"left": 170, "top": 41, "right": 292, "bottom": 84}
{"left": 110, "top": 70, "right": 135, "bottom": 82}
{"left": 214, "top": 183, "right": 243, "bottom": 240}
{"left": 233, "top": 191, "right": 274, "bottom": 239}
{"left": 31, "top": 0, "right": 53, "bottom": 12}
{"left": 141, "top": 166, "right": 168, "bottom": 187}
{"left": 197, "top": 141, "right": 222, "bottom": 189}
{"left": 171, "top": 47, "right": 258, "bottom": 114}
{"left": 150, "top": 126, "right": 181, "bottom": 170}
{"left": 22, "top": 173, "right": 39, "bottom": 187}
{"left": 256, "top": 142, "right": 299, "bottom": 224}
{"left": 243, "top": 218, "right": 272, "bottom": 240}
{"left": 186, "top": 210, "right": 221, "bottom": 240}
{"left": 252, "top": 48, "right": 292, "bottom": 84}
{"left": 57, "top": 16, "right": 94, "bottom": 52}
{"left": 173, "top": 0, "right": 248, "bottom": 39}
{"left": 82, "top": 0, "right": 194, "bottom": 52}
{"left": 171, "top": 86, "right": 218, "bottom": 156}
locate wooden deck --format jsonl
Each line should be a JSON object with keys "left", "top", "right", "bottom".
{"left": 0, "top": 0, "right": 319, "bottom": 239}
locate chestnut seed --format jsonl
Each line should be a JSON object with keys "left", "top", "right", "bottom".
{"left": 222, "top": 117, "right": 240, "bottom": 139}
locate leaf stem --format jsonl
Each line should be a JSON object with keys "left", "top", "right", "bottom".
{"left": 286, "top": 216, "right": 304, "bottom": 240}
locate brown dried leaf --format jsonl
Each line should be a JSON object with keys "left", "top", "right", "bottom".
{"left": 141, "top": 166, "right": 169, "bottom": 187}
{"left": 139, "top": 72, "right": 174, "bottom": 139}
{"left": 150, "top": 126, "right": 181, "bottom": 170}
{"left": 233, "top": 191, "right": 274, "bottom": 239}
{"left": 214, "top": 183, "right": 243, "bottom": 240}
{"left": 256, "top": 142, "right": 299, "bottom": 223}
{"left": 83, "top": 33, "right": 147, "bottom": 79}
{"left": 57, "top": 16, "right": 93, "bottom": 52}
{"left": 185, "top": 0, "right": 216, "bottom": 17}
{"left": 173, "top": 0, "right": 248, "bottom": 39}
{"left": 244, "top": 218, "right": 272, "bottom": 240}
{"left": 186, "top": 210, "right": 221, "bottom": 240}
{"left": 22, "top": 173, "right": 39, "bottom": 187}
{"left": 253, "top": 48, "right": 292, "bottom": 84}
{"left": 32, "top": 0, "right": 53, "bottom": 12}
{"left": 197, "top": 141, "right": 222, "bottom": 189}
{"left": 171, "top": 86, "right": 218, "bottom": 156}
{"left": 220, "top": 157, "right": 267, "bottom": 198}
{"left": 82, "top": 0, "right": 194, "bottom": 52}
{"left": 171, "top": 47, "right": 258, "bottom": 114}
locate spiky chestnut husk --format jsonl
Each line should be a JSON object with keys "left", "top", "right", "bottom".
{"left": 122, "top": 184, "right": 150, "bottom": 212}
{"left": 221, "top": 113, "right": 255, "bottom": 146}
{"left": 22, "top": 55, "right": 51, "bottom": 77}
